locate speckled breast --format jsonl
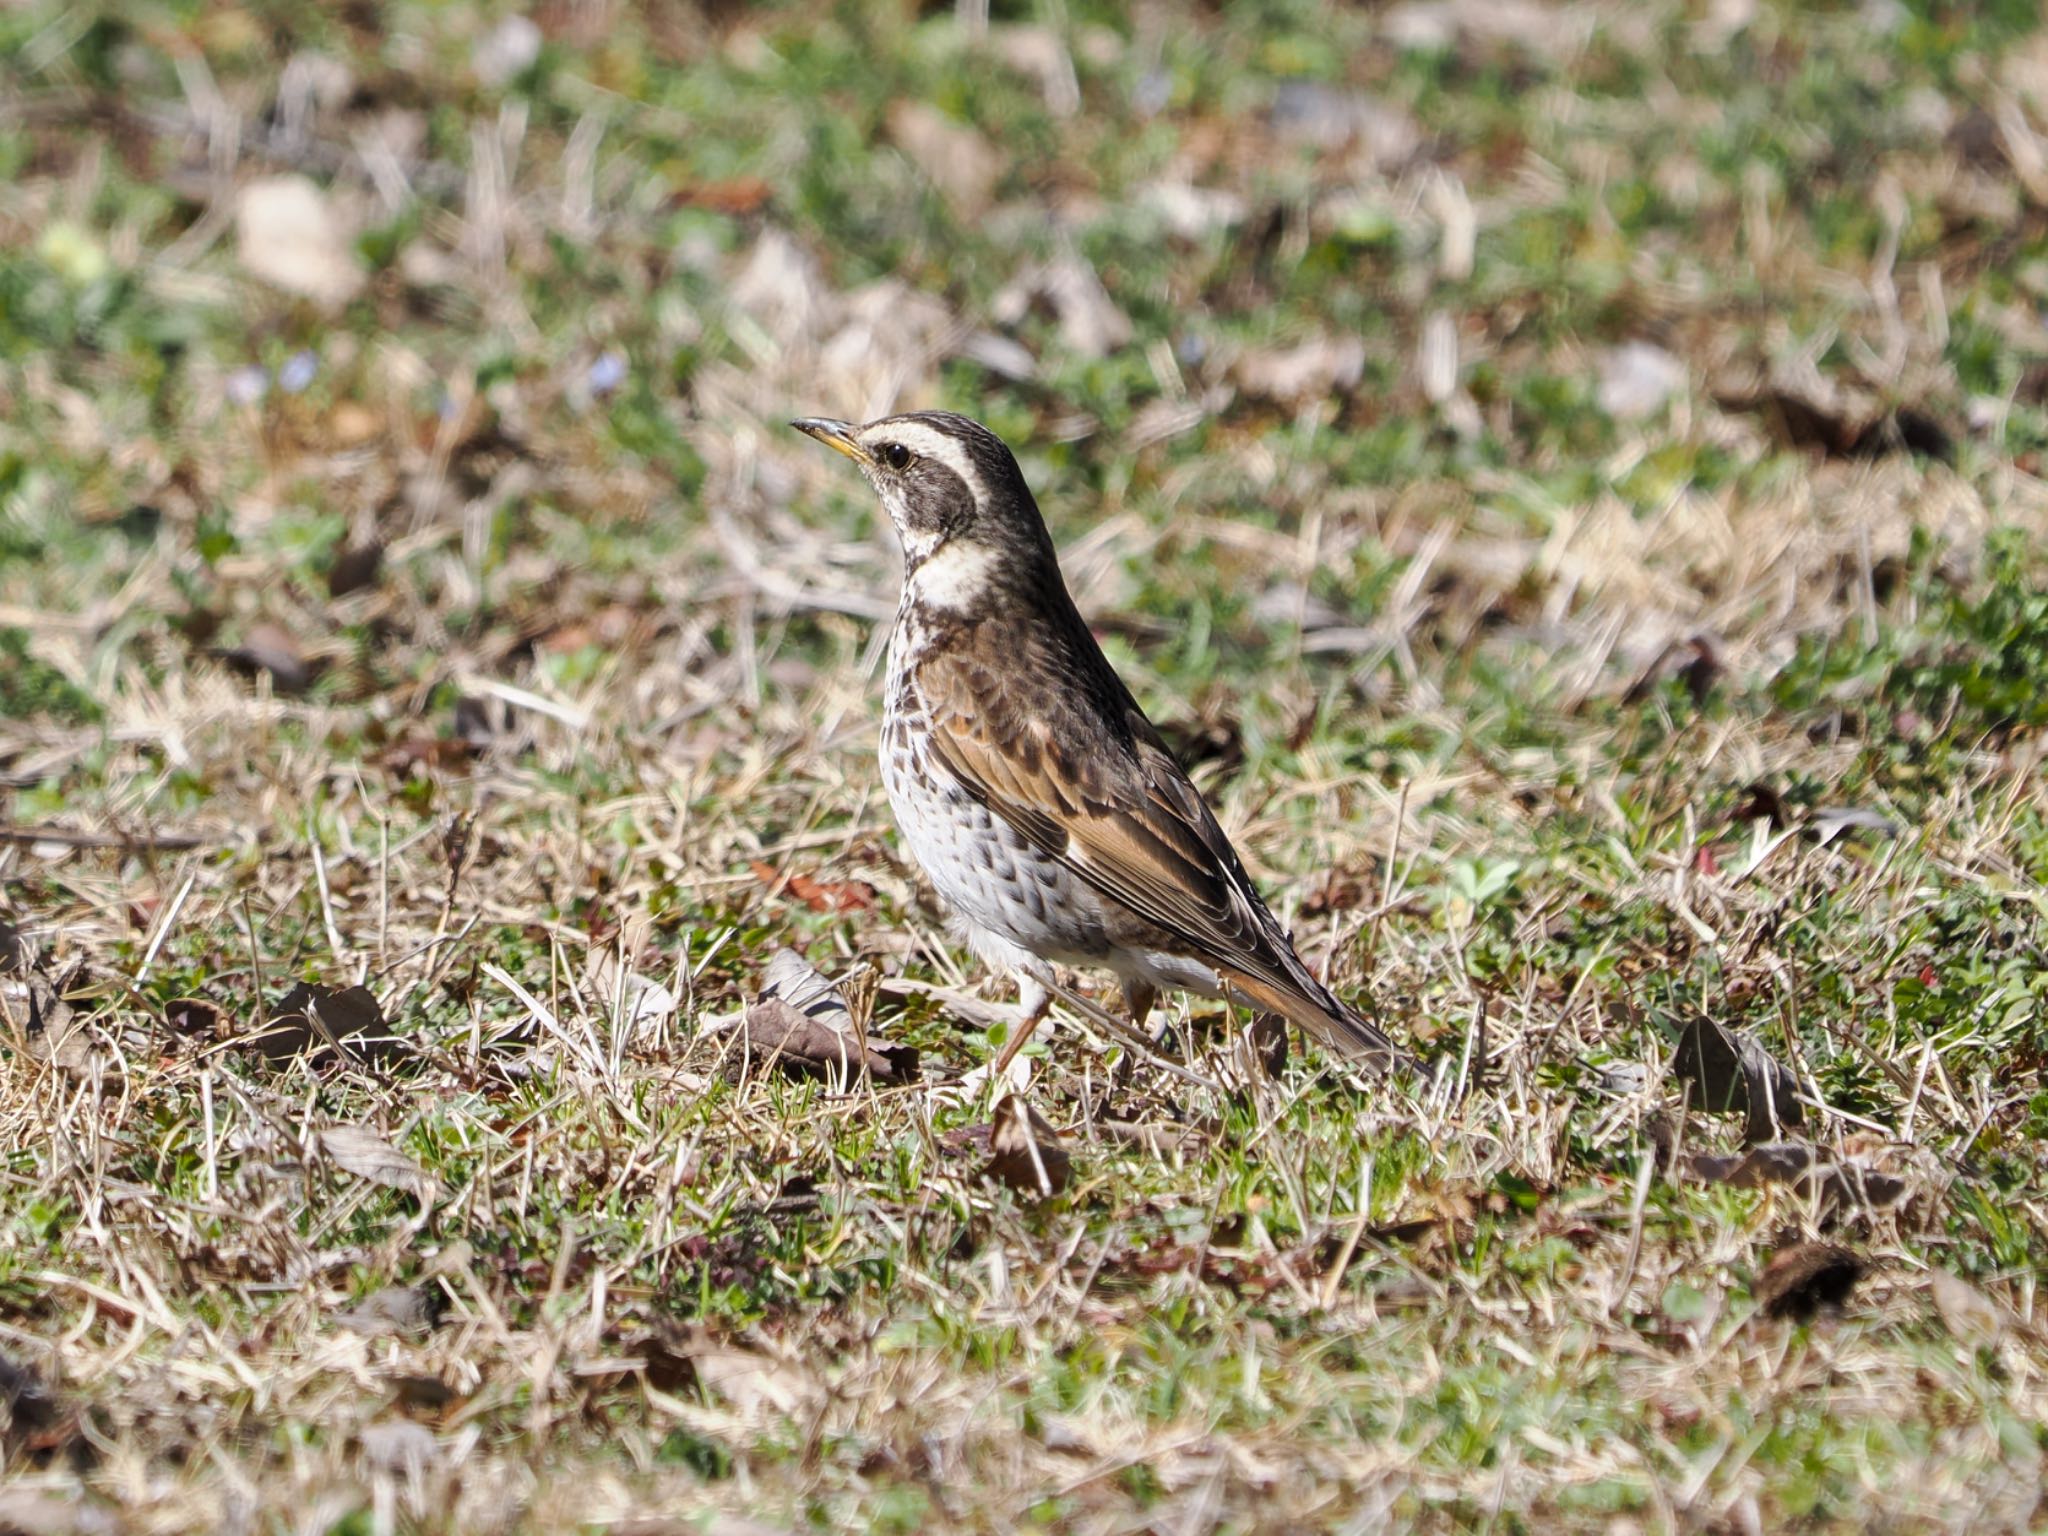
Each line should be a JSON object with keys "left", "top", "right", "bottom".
{"left": 879, "top": 676, "right": 1111, "bottom": 966}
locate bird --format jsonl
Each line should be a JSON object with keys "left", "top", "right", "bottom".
{"left": 792, "top": 409, "right": 1407, "bottom": 1079}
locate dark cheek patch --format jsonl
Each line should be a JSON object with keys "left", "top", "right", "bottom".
{"left": 896, "top": 463, "right": 976, "bottom": 537}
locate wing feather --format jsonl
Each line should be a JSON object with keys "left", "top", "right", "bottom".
{"left": 914, "top": 639, "right": 1397, "bottom": 1063}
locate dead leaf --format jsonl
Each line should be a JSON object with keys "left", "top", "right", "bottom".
{"left": 236, "top": 175, "right": 364, "bottom": 309}
{"left": 1753, "top": 1242, "right": 1866, "bottom": 1321}
{"left": 163, "top": 995, "right": 229, "bottom": 1041}
{"left": 10, "top": 970, "right": 92, "bottom": 1080}
{"left": 214, "top": 621, "right": 311, "bottom": 693}
{"left": 740, "top": 948, "right": 914, "bottom": 1082}
{"left": 321, "top": 1125, "right": 437, "bottom": 1203}
{"left": 1673, "top": 1016, "right": 1804, "bottom": 1142}
{"left": 762, "top": 947, "right": 851, "bottom": 1026}
{"left": 667, "top": 175, "right": 774, "bottom": 217}
{"left": 740, "top": 997, "right": 915, "bottom": 1084}
{"left": 1928, "top": 1270, "right": 2005, "bottom": 1349}
{"left": 749, "top": 860, "right": 875, "bottom": 913}
{"left": 251, "top": 981, "right": 405, "bottom": 1068}
{"left": 1734, "top": 782, "right": 1791, "bottom": 828}
{"left": 0, "top": 918, "right": 24, "bottom": 974}
{"left": 886, "top": 100, "right": 1005, "bottom": 218}
{"left": 386, "top": 1374, "right": 457, "bottom": 1414}
{"left": 981, "top": 1093, "right": 1071, "bottom": 1198}
{"left": 1232, "top": 335, "right": 1366, "bottom": 405}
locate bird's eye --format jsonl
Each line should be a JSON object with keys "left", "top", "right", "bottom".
{"left": 878, "top": 441, "right": 912, "bottom": 470}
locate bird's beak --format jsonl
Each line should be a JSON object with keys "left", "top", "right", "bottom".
{"left": 790, "top": 417, "right": 869, "bottom": 465}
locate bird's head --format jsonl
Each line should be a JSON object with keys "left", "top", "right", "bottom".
{"left": 792, "top": 410, "right": 1055, "bottom": 608}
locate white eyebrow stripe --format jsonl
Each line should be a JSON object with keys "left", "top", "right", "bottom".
{"left": 859, "top": 420, "right": 987, "bottom": 503}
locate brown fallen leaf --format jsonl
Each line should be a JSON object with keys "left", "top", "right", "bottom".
{"left": 742, "top": 996, "right": 915, "bottom": 1084}
{"left": 739, "top": 949, "right": 915, "bottom": 1085}
{"left": 250, "top": 981, "right": 406, "bottom": 1069}
{"left": 749, "top": 859, "right": 875, "bottom": 913}
{"left": 0, "top": 918, "right": 24, "bottom": 974}
{"left": 981, "top": 1093, "right": 1071, "bottom": 1198}
{"left": 9, "top": 968, "right": 94, "bottom": 1080}
{"left": 320, "top": 1125, "right": 438, "bottom": 1204}
{"left": 1733, "top": 782, "right": 1791, "bottom": 829}
{"left": 1753, "top": 1242, "right": 1866, "bottom": 1322}
{"left": 1674, "top": 1016, "right": 1803, "bottom": 1142}
{"left": 163, "top": 995, "right": 229, "bottom": 1041}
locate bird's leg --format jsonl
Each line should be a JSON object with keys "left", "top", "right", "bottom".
{"left": 990, "top": 972, "right": 1051, "bottom": 1080}
{"left": 1120, "top": 978, "right": 1159, "bottom": 1038}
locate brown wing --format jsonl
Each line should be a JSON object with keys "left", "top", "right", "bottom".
{"left": 913, "top": 620, "right": 1398, "bottom": 1062}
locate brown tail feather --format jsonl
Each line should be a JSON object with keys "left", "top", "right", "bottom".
{"left": 1218, "top": 966, "right": 1411, "bottom": 1074}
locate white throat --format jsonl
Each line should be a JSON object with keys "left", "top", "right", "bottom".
{"left": 904, "top": 540, "right": 1000, "bottom": 611}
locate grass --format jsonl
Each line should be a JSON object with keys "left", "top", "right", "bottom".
{"left": 3, "top": 0, "right": 2048, "bottom": 1531}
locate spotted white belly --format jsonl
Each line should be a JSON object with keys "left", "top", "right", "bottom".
{"left": 878, "top": 712, "right": 1112, "bottom": 974}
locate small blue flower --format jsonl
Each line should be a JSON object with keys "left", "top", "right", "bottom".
{"left": 279, "top": 349, "right": 319, "bottom": 395}
{"left": 587, "top": 350, "right": 627, "bottom": 397}
{"left": 225, "top": 365, "right": 269, "bottom": 407}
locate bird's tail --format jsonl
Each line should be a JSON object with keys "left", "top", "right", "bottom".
{"left": 1220, "top": 966, "right": 1412, "bottom": 1075}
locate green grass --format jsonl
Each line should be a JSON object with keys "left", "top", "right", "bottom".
{"left": 3, "top": 1, "right": 2048, "bottom": 1532}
